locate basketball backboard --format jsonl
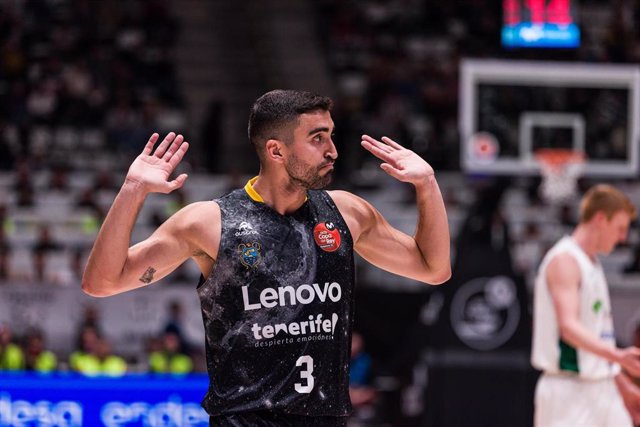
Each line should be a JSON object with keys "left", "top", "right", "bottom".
{"left": 460, "top": 59, "right": 640, "bottom": 177}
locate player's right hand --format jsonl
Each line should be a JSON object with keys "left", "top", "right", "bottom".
{"left": 124, "top": 132, "right": 189, "bottom": 194}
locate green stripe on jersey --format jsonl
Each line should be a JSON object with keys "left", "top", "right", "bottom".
{"left": 559, "top": 339, "right": 579, "bottom": 373}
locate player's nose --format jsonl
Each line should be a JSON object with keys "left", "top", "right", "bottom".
{"left": 326, "top": 138, "right": 338, "bottom": 160}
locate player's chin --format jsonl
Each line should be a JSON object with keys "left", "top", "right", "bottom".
{"left": 311, "top": 172, "right": 333, "bottom": 189}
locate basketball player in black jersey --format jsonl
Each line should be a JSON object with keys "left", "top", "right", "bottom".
{"left": 82, "top": 90, "right": 451, "bottom": 426}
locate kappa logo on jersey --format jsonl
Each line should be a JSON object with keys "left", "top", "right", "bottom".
{"left": 239, "top": 242, "right": 262, "bottom": 268}
{"left": 235, "top": 221, "right": 259, "bottom": 237}
{"left": 313, "top": 221, "right": 341, "bottom": 252}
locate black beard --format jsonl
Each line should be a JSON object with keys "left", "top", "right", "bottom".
{"left": 285, "top": 156, "right": 333, "bottom": 190}
{"left": 290, "top": 171, "right": 333, "bottom": 190}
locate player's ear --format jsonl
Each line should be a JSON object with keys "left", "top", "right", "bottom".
{"left": 593, "top": 211, "right": 609, "bottom": 225}
{"left": 265, "top": 139, "right": 285, "bottom": 163}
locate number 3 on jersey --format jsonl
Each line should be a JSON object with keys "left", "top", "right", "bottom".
{"left": 294, "top": 355, "right": 314, "bottom": 393}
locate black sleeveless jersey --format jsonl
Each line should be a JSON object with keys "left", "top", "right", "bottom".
{"left": 197, "top": 184, "right": 355, "bottom": 417}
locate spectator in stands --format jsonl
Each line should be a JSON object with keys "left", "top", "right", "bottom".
{"left": 14, "top": 161, "right": 34, "bottom": 207}
{"left": 74, "top": 305, "right": 103, "bottom": 350}
{"left": 350, "top": 331, "right": 377, "bottom": 405}
{"left": 68, "top": 247, "right": 86, "bottom": 285}
{"left": 200, "top": 99, "right": 225, "bottom": 173}
{"left": 0, "top": 120, "right": 16, "bottom": 171}
{"left": 0, "top": 323, "right": 24, "bottom": 370}
{"left": 26, "top": 80, "right": 59, "bottom": 125}
{"left": 149, "top": 188, "right": 189, "bottom": 228}
{"left": 0, "top": 225, "right": 12, "bottom": 282}
{"left": 148, "top": 208, "right": 166, "bottom": 229}
{"left": 48, "top": 164, "right": 70, "bottom": 192}
{"left": 624, "top": 245, "right": 640, "bottom": 274}
{"left": 23, "top": 328, "right": 57, "bottom": 372}
{"left": 163, "top": 300, "right": 191, "bottom": 352}
{"left": 560, "top": 203, "right": 577, "bottom": 228}
{"left": 93, "top": 169, "right": 118, "bottom": 192}
{"left": 0, "top": 204, "right": 15, "bottom": 234}
{"left": 94, "top": 339, "right": 127, "bottom": 376}
{"left": 105, "top": 90, "right": 145, "bottom": 154}
{"left": 32, "top": 224, "right": 61, "bottom": 282}
{"left": 76, "top": 188, "right": 98, "bottom": 212}
{"left": 59, "top": 59, "right": 95, "bottom": 127}
{"left": 15, "top": 184, "right": 34, "bottom": 207}
{"left": 70, "top": 326, "right": 126, "bottom": 376}
{"left": 148, "top": 330, "right": 193, "bottom": 374}
{"left": 514, "top": 222, "right": 543, "bottom": 279}
{"left": 70, "top": 325, "right": 101, "bottom": 372}
{"left": 166, "top": 187, "right": 187, "bottom": 217}
{"left": 75, "top": 184, "right": 105, "bottom": 237}
{"left": 76, "top": 339, "right": 127, "bottom": 377}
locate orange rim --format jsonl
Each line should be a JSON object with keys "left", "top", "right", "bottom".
{"left": 535, "top": 148, "right": 585, "bottom": 168}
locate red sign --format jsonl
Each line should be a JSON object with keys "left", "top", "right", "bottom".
{"left": 313, "top": 222, "right": 341, "bottom": 252}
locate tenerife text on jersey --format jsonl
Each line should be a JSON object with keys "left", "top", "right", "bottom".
{"left": 241, "top": 282, "right": 342, "bottom": 343}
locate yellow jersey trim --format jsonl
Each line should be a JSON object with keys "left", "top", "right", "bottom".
{"left": 243, "top": 177, "right": 308, "bottom": 203}
{"left": 244, "top": 177, "right": 264, "bottom": 203}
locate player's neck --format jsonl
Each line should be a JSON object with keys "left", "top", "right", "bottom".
{"left": 251, "top": 173, "right": 308, "bottom": 216}
{"left": 571, "top": 225, "right": 599, "bottom": 260}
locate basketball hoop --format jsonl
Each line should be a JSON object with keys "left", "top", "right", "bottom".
{"left": 535, "top": 148, "right": 585, "bottom": 204}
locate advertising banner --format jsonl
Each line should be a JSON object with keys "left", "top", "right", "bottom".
{"left": 0, "top": 373, "right": 210, "bottom": 427}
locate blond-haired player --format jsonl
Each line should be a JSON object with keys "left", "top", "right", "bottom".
{"left": 532, "top": 184, "right": 640, "bottom": 426}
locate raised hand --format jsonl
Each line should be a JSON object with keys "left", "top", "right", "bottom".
{"left": 361, "top": 135, "right": 434, "bottom": 186}
{"left": 125, "top": 132, "right": 190, "bottom": 194}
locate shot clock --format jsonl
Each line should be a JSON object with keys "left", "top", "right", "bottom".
{"left": 502, "top": 0, "right": 580, "bottom": 48}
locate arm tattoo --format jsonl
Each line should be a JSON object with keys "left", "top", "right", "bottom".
{"left": 139, "top": 267, "right": 157, "bottom": 284}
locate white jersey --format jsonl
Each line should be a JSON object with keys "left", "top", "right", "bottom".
{"left": 531, "top": 236, "right": 619, "bottom": 380}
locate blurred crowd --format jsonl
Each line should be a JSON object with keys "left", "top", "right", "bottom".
{"left": 0, "top": 0, "right": 194, "bottom": 286}
{"left": 0, "top": 0, "right": 201, "bottom": 383}
{"left": 0, "top": 300, "right": 199, "bottom": 375}
{"left": 0, "top": 0, "right": 184, "bottom": 168}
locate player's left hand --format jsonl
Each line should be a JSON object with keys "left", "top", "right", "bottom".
{"left": 361, "top": 135, "right": 434, "bottom": 187}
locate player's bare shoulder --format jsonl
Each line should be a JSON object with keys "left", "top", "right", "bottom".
{"left": 546, "top": 251, "right": 581, "bottom": 288}
{"left": 327, "top": 190, "right": 376, "bottom": 242}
